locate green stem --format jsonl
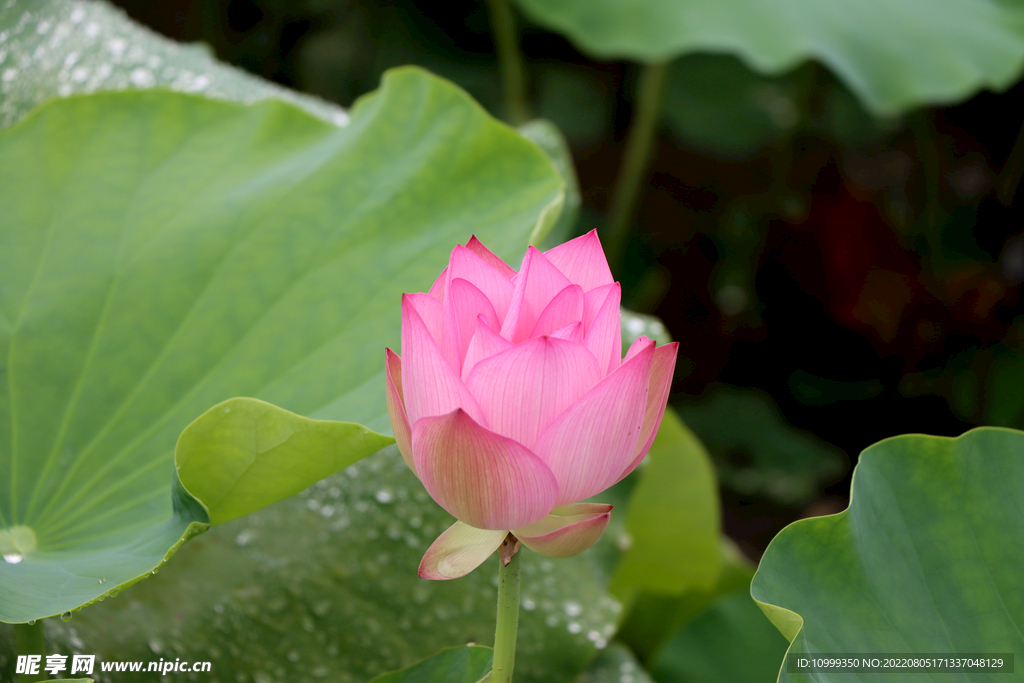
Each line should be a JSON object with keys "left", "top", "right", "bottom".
{"left": 15, "top": 621, "right": 46, "bottom": 683}
{"left": 487, "top": 0, "right": 530, "bottom": 125}
{"left": 605, "top": 61, "right": 669, "bottom": 271}
{"left": 491, "top": 540, "right": 522, "bottom": 683}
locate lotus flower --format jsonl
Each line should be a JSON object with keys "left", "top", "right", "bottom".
{"left": 385, "top": 231, "right": 678, "bottom": 579}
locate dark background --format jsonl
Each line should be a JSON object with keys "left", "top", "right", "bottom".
{"left": 109, "top": 0, "right": 1024, "bottom": 560}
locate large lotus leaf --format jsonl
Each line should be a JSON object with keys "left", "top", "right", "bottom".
{"left": 45, "top": 447, "right": 622, "bottom": 683}
{"left": 609, "top": 409, "right": 720, "bottom": 598}
{"left": 0, "top": 0, "right": 346, "bottom": 130}
{"left": 0, "top": 68, "right": 564, "bottom": 624}
{"left": 751, "top": 427, "right": 1024, "bottom": 682}
{"left": 513, "top": 0, "right": 1024, "bottom": 115}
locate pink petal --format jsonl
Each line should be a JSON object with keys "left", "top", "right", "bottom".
{"left": 544, "top": 229, "right": 615, "bottom": 292}
{"left": 583, "top": 283, "right": 617, "bottom": 333}
{"left": 405, "top": 292, "right": 444, "bottom": 348}
{"left": 513, "top": 503, "right": 612, "bottom": 558}
{"left": 465, "top": 336, "right": 602, "bottom": 448}
{"left": 549, "top": 321, "right": 584, "bottom": 344}
{"left": 531, "top": 285, "right": 584, "bottom": 338}
{"left": 500, "top": 247, "right": 572, "bottom": 343}
{"left": 616, "top": 342, "right": 679, "bottom": 482}
{"left": 427, "top": 266, "right": 448, "bottom": 302}
{"left": 444, "top": 278, "right": 500, "bottom": 372}
{"left": 465, "top": 235, "right": 517, "bottom": 279}
{"left": 401, "top": 295, "right": 485, "bottom": 425}
{"left": 534, "top": 339, "right": 655, "bottom": 505}
{"left": 624, "top": 335, "right": 653, "bottom": 363}
{"left": 418, "top": 521, "right": 507, "bottom": 580}
{"left": 448, "top": 245, "right": 514, "bottom": 322}
{"left": 462, "top": 316, "right": 514, "bottom": 381}
{"left": 412, "top": 409, "right": 559, "bottom": 530}
{"left": 583, "top": 282, "right": 622, "bottom": 376}
{"left": 385, "top": 349, "right": 415, "bottom": 475}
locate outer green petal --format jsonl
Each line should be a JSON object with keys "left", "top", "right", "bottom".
{"left": 418, "top": 521, "right": 507, "bottom": 580}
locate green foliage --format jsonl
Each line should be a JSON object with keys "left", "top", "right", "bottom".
{"left": 176, "top": 398, "right": 391, "bottom": 525}
{"left": 369, "top": 645, "right": 494, "bottom": 683}
{"left": 651, "top": 589, "right": 788, "bottom": 683}
{"left": 48, "top": 447, "right": 621, "bottom": 683}
{"left": 0, "top": 68, "right": 563, "bottom": 623}
{"left": 752, "top": 427, "right": 1024, "bottom": 681}
{"left": 609, "top": 409, "right": 720, "bottom": 597}
{"left": 0, "top": 0, "right": 347, "bottom": 130}
{"left": 578, "top": 643, "right": 654, "bottom": 683}
{"left": 677, "top": 386, "right": 846, "bottom": 504}
{"left": 663, "top": 54, "right": 800, "bottom": 160}
{"left": 616, "top": 538, "right": 754, "bottom": 663}
{"left": 514, "top": 0, "right": 1024, "bottom": 113}
{"left": 518, "top": 119, "right": 582, "bottom": 248}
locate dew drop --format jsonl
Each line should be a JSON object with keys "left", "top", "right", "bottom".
{"left": 151, "top": 568, "right": 158, "bottom": 575}
{"left": 27, "top": 620, "right": 35, "bottom": 625}
{"left": 129, "top": 67, "right": 154, "bottom": 87}
{"left": 107, "top": 38, "right": 127, "bottom": 58}
{"left": 60, "top": 611, "right": 72, "bottom": 622}
{"left": 374, "top": 489, "right": 393, "bottom": 504}
{"left": 3, "top": 553, "right": 23, "bottom": 563}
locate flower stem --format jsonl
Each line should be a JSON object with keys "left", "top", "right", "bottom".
{"left": 15, "top": 621, "right": 46, "bottom": 683}
{"left": 604, "top": 60, "right": 669, "bottom": 272}
{"left": 486, "top": 0, "right": 530, "bottom": 125}
{"left": 491, "top": 536, "right": 522, "bottom": 683}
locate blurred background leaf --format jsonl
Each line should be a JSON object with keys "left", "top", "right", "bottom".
{"left": 609, "top": 409, "right": 720, "bottom": 598}
{"left": 650, "top": 587, "right": 788, "bottom": 683}
{"left": 676, "top": 386, "right": 847, "bottom": 506}
{"left": 0, "top": 0, "right": 347, "bottom": 129}
{"left": 45, "top": 447, "right": 621, "bottom": 683}
{"left": 513, "top": 0, "right": 1024, "bottom": 114}
{"left": 368, "top": 645, "right": 493, "bottom": 683}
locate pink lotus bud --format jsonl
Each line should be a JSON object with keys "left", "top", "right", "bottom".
{"left": 385, "top": 231, "right": 678, "bottom": 579}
